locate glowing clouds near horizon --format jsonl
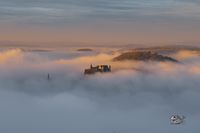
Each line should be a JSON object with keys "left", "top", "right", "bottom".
{"left": 0, "top": 49, "right": 199, "bottom": 92}
{"left": 0, "top": 49, "right": 200, "bottom": 74}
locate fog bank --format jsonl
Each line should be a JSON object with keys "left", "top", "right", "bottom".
{"left": 0, "top": 49, "right": 200, "bottom": 133}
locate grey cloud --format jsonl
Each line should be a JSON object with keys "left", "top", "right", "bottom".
{"left": 0, "top": 0, "right": 199, "bottom": 25}
{"left": 176, "top": 0, "right": 200, "bottom": 5}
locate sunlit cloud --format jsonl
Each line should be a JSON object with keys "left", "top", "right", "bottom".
{"left": 0, "top": 49, "right": 23, "bottom": 63}
{"left": 172, "top": 50, "right": 200, "bottom": 60}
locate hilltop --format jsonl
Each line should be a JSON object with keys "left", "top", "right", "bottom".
{"left": 77, "top": 48, "right": 93, "bottom": 51}
{"left": 113, "top": 51, "right": 178, "bottom": 62}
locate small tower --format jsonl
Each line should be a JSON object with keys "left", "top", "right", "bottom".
{"left": 47, "top": 73, "right": 51, "bottom": 81}
{"left": 109, "top": 65, "right": 111, "bottom": 71}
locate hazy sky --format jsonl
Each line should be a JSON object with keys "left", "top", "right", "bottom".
{"left": 0, "top": 0, "right": 200, "bottom": 45}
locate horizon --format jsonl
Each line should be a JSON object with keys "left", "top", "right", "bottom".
{"left": 0, "top": 40, "right": 200, "bottom": 48}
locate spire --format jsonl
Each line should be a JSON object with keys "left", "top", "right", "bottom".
{"left": 47, "top": 73, "right": 51, "bottom": 81}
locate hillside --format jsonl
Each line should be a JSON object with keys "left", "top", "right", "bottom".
{"left": 77, "top": 48, "right": 93, "bottom": 51}
{"left": 113, "top": 51, "right": 178, "bottom": 62}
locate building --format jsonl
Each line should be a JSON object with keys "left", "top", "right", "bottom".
{"left": 84, "top": 64, "right": 111, "bottom": 75}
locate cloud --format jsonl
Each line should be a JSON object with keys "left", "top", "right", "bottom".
{"left": 1, "top": 0, "right": 200, "bottom": 45}
{"left": 0, "top": 49, "right": 200, "bottom": 133}
{"left": 172, "top": 50, "right": 200, "bottom": 60}
{"left": 0, "top": 0, "right": 200, "bottom": 25}
{"left": 0, "top": 49, "right": 23, "bottom": 63}
{"left": 0, "top": 48, "right": 199, "bottom": 98}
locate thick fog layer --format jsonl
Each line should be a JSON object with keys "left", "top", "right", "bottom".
{"left": 0, "top": 49, "right": 200, "bottom": 133}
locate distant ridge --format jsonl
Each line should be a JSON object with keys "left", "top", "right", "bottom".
{"left": 77, "top": 48, "right": 93, "bottom": 51}
{"left": 113, "top": 51, "right": 178, "bottom": 62}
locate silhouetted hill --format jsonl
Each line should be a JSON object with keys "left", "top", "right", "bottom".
{"left": 77, "top": 48, "right": 93, "bottom": 51}
{"left": 113, "top": 51, "right": 178, "bottom": 62}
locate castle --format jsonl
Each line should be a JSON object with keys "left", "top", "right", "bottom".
{"left": 84, "top": 64, "right": 111, "bottom": 75}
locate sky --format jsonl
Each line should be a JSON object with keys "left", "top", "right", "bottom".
{"left": 0, "top": 0, "right": 200, "bottom": 45}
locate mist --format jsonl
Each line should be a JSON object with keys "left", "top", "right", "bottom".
{"left": 0, "top": 49, "right": 200, "bottom": 133}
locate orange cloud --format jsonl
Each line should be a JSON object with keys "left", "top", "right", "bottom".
{"left": 190, "top": 66, "right": 200, "bottom": 75}
{"left": 172, "top": 50, "right": 199, "bottom": 60}
{"left": 0, "top": 49, "right": 23, "bottom": 63}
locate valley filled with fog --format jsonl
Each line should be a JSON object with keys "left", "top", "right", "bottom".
{"left": 0, "top": 47, "right": 200, "bottom": 133}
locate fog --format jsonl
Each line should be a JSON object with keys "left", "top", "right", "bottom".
{"left": 0, "top": 49, "right": 200, "bottom": 133}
